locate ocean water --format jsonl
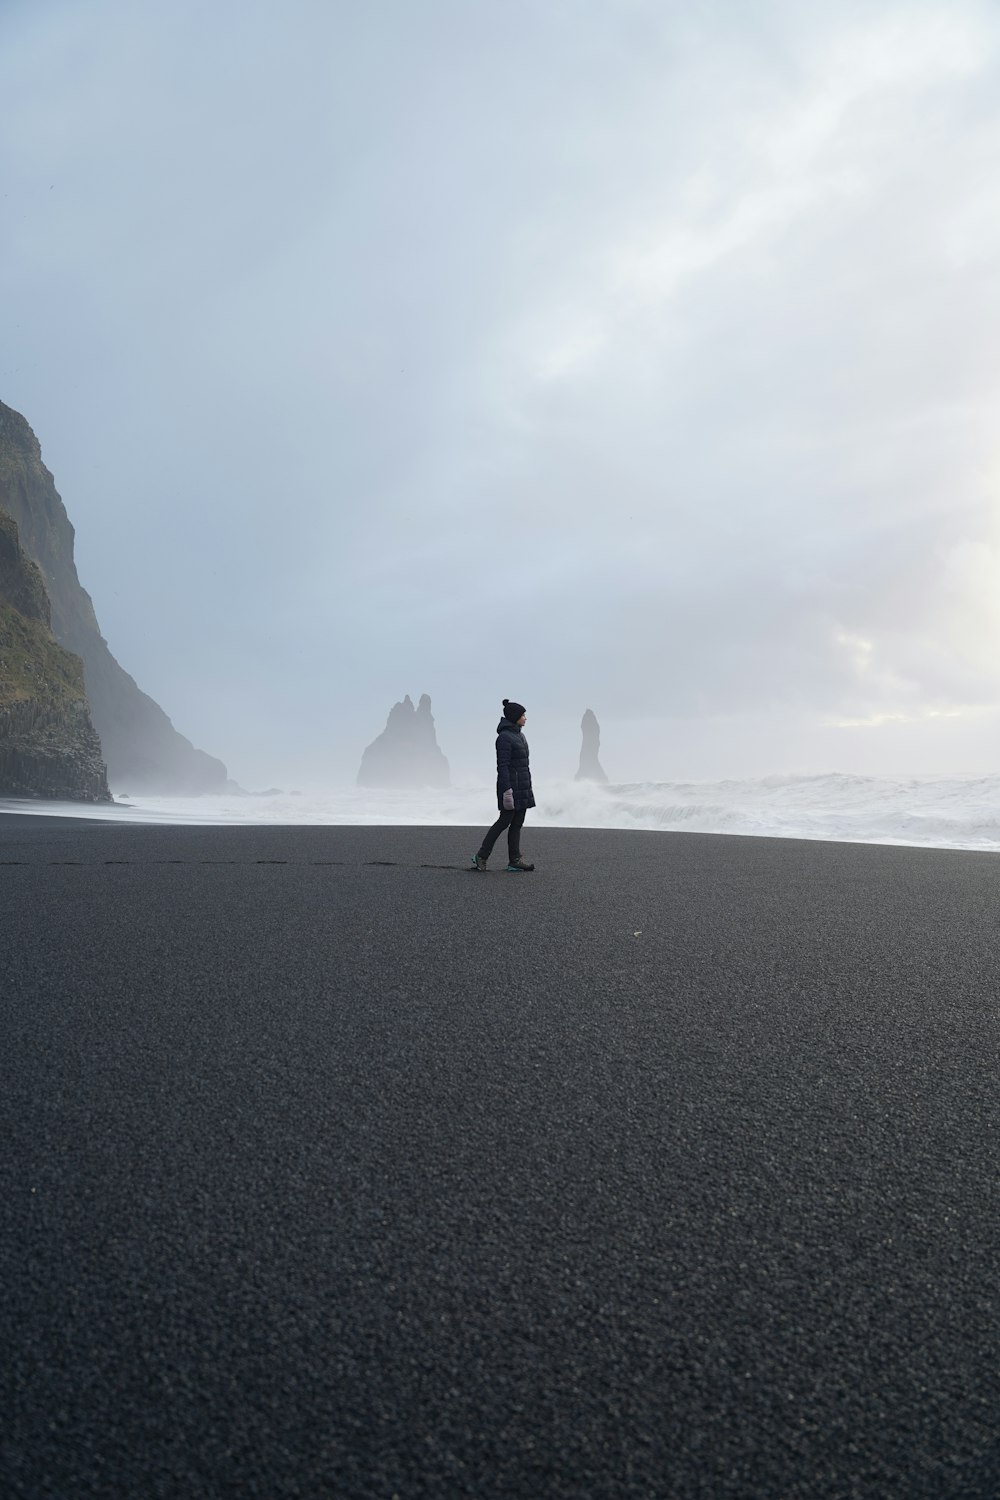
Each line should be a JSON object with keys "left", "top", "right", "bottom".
{"left": 4, "top": 772, "right": 1000, "bottom": 852}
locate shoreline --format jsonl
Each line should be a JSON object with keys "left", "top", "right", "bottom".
{"left": 3, "top": 798, "right": 1000, "bottom": 857}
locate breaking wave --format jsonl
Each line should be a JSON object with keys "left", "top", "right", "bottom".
{"left": 5, "top": 771, "right": 1000, "bottom": 851}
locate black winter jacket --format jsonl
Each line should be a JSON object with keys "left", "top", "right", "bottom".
{"left": 495, "top": 718, "right": 535, "bottom": 812}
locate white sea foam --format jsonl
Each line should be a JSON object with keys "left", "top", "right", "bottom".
{"left": 4, "top": 772, "right": 1000, "bottom": 851}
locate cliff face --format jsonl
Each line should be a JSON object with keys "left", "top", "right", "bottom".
{"left": 0, "top": 510, "right": 110, "bottom": 801}
{"left": 0, "top": 401, "right": 227, "bottom": 792}
{"left": 358, "top": 694, "right": 450, "bottom": 788}
{"left": 575, "top": 708, "right": 608, "bottom": 782}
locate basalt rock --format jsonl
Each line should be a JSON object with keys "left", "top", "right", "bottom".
{"left": 357, "top": 693, "right": 450, "bottom": 789}
{"left": 575, "top": 707, "right": 608, "bottom": 783}
{"left": 0, "top": 510, "right": 110, "bottom": 801}
{"left": 0, "top": 400, "right": 228, "bottom": 793}
{"left": 0, "top": 698, "right": 110, "bottom": 801}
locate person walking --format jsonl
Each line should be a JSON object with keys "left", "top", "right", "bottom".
{"left": 472, "top": 699, "right": 536, "bottom": 872}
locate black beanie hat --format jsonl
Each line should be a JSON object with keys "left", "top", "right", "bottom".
{"left": 503, "top": 698, "right": 526, "bottom": 723}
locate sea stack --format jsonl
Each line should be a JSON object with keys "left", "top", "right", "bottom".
{"left": 357, "top": 693, "right": 450, "bottom": 788}
{"left": 0, "top": 510, "right": 110, "bottom": 800}
{"left": 0, "top": 399, "right": 229, "bottom": 793}
{"left": 575, "top": 708, "right": 608, "bottom": 783}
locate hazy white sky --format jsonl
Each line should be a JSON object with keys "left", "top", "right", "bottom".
{"left": 3, "top": 0, "right": 1000, "bottom": 786}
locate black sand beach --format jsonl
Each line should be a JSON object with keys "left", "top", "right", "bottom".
{"left": 2, "top": 815, "right": 998, "bottom": 1498}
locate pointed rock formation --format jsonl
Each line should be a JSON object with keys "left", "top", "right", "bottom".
{"left": 575, "top": 708, "right": 608, "bottom": 783}
{"left": 357, "top": 693, "right": 450, "bottom": 788}
{"left": 0, "top": 509, "right": 110, "bottom": 800}
{"left": 0, "top": 400, "right": 228, "bottom": 792}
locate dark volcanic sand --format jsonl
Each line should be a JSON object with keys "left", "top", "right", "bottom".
{"left": 1, "top": 816, "right": 998, "bottom": 1499}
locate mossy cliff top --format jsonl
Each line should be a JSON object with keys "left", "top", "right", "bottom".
{"left": 0, "top": 505, "right": 110, "bottom": 799}
{"left": 0, "top": 510, "right": 50, "bottom": 627}
{"left": 0, "top": 403, "right": 100, "bottom": 644}
{"left": 0, "top": 510, "right": 86, "bottom": 710}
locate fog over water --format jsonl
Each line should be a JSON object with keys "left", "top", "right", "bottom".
{"left": 3, "top": 1, "right": 1000, "bottom": 792}
{"left": 7, "top": 773, "right": 1000, "bottom": 854}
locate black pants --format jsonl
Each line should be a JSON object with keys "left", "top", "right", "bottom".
{"left": 478, "top": 808, "right": 526, "bottom": 863}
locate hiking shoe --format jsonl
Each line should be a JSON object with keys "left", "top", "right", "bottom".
{"left": 506, "top": 858, "right": 535, "bottom": 872}
{"left": 471, "top": 853, "right": 489, "bottom": 871}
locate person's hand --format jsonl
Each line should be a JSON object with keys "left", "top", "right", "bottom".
{"left": 503, "top": 789, "right": 515, "bottom": 811}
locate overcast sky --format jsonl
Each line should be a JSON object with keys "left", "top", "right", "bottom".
{"left": 3, "top": 0, "right": 1000, "bottom": 787}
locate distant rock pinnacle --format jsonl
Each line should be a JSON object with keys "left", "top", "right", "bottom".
{"left": 357, "top": 693, "right": 450, "bottom": 788}
{"left": 575, "top": 708, "right": 608, "bottom": 782}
